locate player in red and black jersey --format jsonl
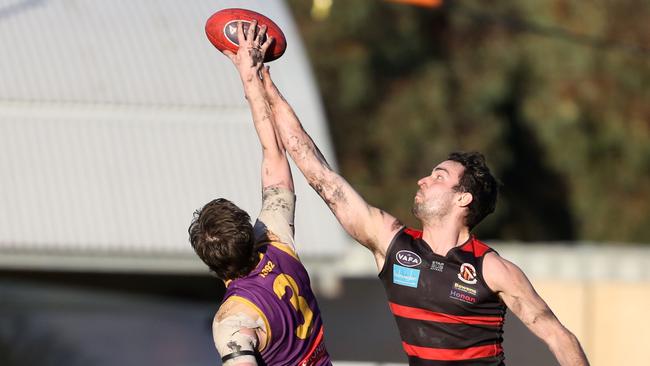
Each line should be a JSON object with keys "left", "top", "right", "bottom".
{"left": 256, "top": 59, "right": 590, "bottom": 364}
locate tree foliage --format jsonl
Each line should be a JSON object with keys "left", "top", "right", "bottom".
{"left": 287, "top": 0, "right": 650, "bottom": 242}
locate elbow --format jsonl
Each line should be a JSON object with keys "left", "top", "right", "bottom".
{"left": 545, "top": 326, "right": 573, "bottom": 349}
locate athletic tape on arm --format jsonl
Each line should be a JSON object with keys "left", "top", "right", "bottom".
{"left": 214, "top": 312, "right": 265, "bottom": 365}
{"left": 254, "top": 186, "right": 296, "bottom": 249}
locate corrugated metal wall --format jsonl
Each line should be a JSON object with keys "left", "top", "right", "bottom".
{"left": 0, "top": 0, "right": 349, "bottom": 264}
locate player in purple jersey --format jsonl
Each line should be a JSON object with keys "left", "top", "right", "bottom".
{"left": 237, "top": 25, "right": 590, "bottom": 366}
{"left": 188, "top": 21, "right": 331, "bottom": 366}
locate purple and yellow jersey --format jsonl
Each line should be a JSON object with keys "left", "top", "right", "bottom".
{"left": 223, "top": 241, "right": 330, "bottom": 366}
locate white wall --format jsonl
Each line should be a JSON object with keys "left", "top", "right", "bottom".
{"left": 0, "top": 0, "right": 348, "bottom": 265}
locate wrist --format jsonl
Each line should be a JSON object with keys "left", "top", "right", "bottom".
{"left": 242, "top": 79, "right": 265, "bottom": 100}
{"left": 240, "top": 71, "right": 262, "bottom": 86}
{"left": 237, "top": 65, "right": 261, "bottom": 81}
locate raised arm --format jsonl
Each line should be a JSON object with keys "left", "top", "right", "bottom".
{"left": 224, "top": 22, "right": 296, "bottom": 251}
{"left": 483, "top": 254, "right": 590, "bottom": 366}
{"left": 259, "top": 66, "right": 402, "bottom": 264}
{"left": 223, "top": 21, "right": 293, "bottom": 193}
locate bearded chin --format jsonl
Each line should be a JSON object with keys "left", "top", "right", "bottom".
{"left": 412, "top": 201, "right": 433, "bottom": 221}
{"left": 413, "top": 197, "right": 452, "bottom": 221}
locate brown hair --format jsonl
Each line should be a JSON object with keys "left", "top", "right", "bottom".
{"left": 188, "top": 198, "right": 258, "bottom": 280}
{"left": 448, "top": 151, "right": 499, "bottom": 230}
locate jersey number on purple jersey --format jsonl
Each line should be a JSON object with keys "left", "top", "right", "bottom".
{"left": 273, "top": 273, "right": 315, "bottom": 339}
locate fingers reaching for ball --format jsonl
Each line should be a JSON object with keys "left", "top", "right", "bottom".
{"left": 246, "top": 19, "right": 257, "bottom": 43}
{"left": 260, "top": 35, "right": 274, "bottom": 58}
{"left": 206, "top": 9, "right": 286, "bottom": 62}
{"left": 256, "top": 25, "right": 267, "bottom": 46}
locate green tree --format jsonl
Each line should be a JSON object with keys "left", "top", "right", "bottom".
{"left": 287, "top": 0, "right": 650, "bottom": 242}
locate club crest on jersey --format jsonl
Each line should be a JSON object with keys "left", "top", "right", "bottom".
{"left": 457, "top": 263, "right": 478, "bottom": 284}
{"left": 396, "top": 250, "right": 422, "bottom": 268}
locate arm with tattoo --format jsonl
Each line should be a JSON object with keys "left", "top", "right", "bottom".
{"left": 224, "top": 22, "right": 297, "bottom": 253}
{"left": 258, "top": 67, "right": 402, "bottom": 265}
{"left": 223, "top": 21, "right": 293, "bottom": 193}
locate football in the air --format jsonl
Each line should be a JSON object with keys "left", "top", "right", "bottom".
{"left": 205, "top": 8, "right": 287, "bottom": 62}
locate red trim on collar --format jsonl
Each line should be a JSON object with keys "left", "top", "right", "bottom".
{"left": 404, "top": 228, "right": 423, "bottom": 239}
{"left": 459, "top": 236, "right": 492, "bottom": 257}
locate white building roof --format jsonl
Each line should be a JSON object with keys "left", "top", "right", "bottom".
{"left": 0, "top": 0, "right": 350, "bottom": 271}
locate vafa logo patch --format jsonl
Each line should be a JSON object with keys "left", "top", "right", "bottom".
{"left": 396, "top": 250, "right": 422, "bottom": 267}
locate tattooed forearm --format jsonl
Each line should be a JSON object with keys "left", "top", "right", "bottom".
{"left": 280, "top": 127, "right": 350, "bottom": 211}
{"left": 308, "top": 175, "right": 348, "bottom": 212}
{"left": 286, "top": 132, "right": 331, "bottom": 170}
{"left": 274, "top": 105, "right": 330, "bottom": 164}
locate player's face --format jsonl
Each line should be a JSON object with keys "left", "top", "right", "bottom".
{"left": 413, "top": 160, "right": 464, "bottom": 221}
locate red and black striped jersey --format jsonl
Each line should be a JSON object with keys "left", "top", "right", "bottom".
{"left": 379, "top": 228, "right": 507, "bottom": 366}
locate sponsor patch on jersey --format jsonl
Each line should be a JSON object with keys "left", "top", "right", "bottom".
{"left": 396, "top": 250, "right": 422, "bottom": 268}
{"left": 393, "top": 264, "right": 420, "bottom": 288}
{"left": 457, "top": 263, "right": 478, "bottom": 285}
{"left": 430, "top": 261, "right": 445, "bottom": 272}
{"left": 453, "top": 282, "right": 477, "bottom": 296}
{"left": 449, "top": 289, "right": 477, "bottom": 304}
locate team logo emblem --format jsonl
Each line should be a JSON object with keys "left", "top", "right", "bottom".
{"left": 457, "top": 263, "right": 477, "bottom": 284}
{"left": 396, "top": 250, "right": 422, "bottom": 267}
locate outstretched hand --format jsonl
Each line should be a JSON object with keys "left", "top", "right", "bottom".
{"left": 223, "top": 20, "right": 274, "bottom": 81}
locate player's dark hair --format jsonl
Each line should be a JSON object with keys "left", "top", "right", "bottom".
{"left": 447, "top": 151, "right": 498, "bottom": 230}
{"left": 188, "top": 198, "right": 257, "bottom": 281}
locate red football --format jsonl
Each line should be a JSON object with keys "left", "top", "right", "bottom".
{"left": 205, "top": 8, "right": 287, "bottom": 62}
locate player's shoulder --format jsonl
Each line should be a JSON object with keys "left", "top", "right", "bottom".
{"left": 215, "top": 296, "right": 258, "bottom": 322}
{"left": 482, "top": 251, "right": 529, "bottom": 293}
{"left": 263, "top": 240, "right": 301, "bottom": 262}
{"left": 483, "top": 250, "right": 518, "bottom": 270}
{"left": 483, "top": 249, "right": 519, "bottom": 273}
